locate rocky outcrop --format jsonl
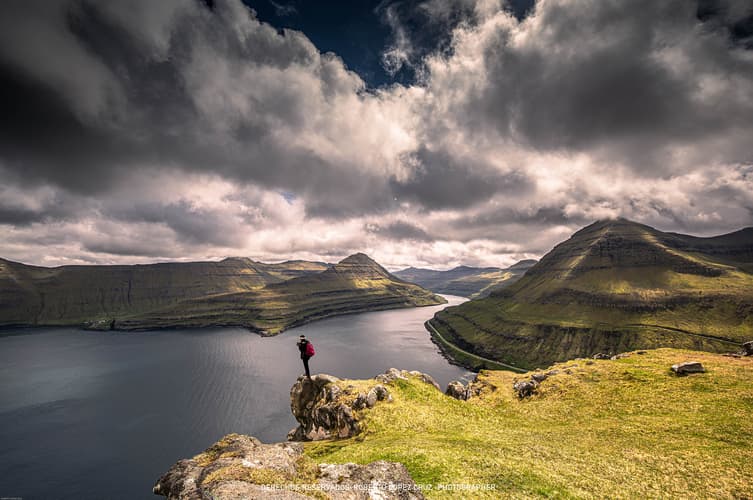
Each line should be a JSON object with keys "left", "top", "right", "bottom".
{"left": 153, "top": 433, "right": 424, "bottom": 500}
{"left": 512, "top": 369, "right": 564, "bottom": 398}
{"left": 445, "top": 381, "right": 469, "bottom": 400}
{"left": 444, "top": 374, "right": 493, "bottom": 401}
{"left": 288, "top": 369, "right": 442, "bottom": 441}
{"left": 288, "top": 373, "right": 392, "bottom": 441}
{"left": 288, "top": 374, "right": 359, "bottom": 441}
{"left": 671, "top": 361, "right": 706, "bottom": 375}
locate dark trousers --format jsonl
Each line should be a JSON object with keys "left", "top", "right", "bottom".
{"left": 302, "top": 356, "right": 311, "bottom": 378}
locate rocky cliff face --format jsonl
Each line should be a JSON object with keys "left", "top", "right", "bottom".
{"left": 0, "top": 253, "right": 444, "bottom": 333}
{"left": 152, "top": 434, "right": 424, "bottom": 500}
{"left": 152, "top": 370, "right": 450, "bottom": 499}
{"left": 287, "top": 369, "right": 441, "bottom": 441}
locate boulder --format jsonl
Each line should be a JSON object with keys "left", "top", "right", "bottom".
{"left": 593, "top": 353, "right": 611, "bottom": 360}
{"left": 371, "top": 384, "right": 390, "bottom": 401}
{"left": 154, "top": 433, "right": 424, "bottom": 499}
{"left": 408, "top": 371, "right": 441, "bottom": 391}
{"left": 513, "top": 379, "right": 538, "bottom": 398}
{"left": 742, "top": 341, "right": 753, "bottom": 356}
{"left": 531, "top": 373, "right": 549, "bottom": 383}
{"left": 288, "top": 374, "right": 392, "bottom": 441}
{"left": 365, "top": 388, "right": 378, "bottom": 408}
{"left": 375, "top": 368, "right": 408, "bottom": 384}
{"left": 445, "top": 381, "right": 469, "bottom": 400}
{"left": 375, "top": 368, "right": 441, "bottom": 391}
{"left": 671, "top": 362, "right": 706, "bottom": 375}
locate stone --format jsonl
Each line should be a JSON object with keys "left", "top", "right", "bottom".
{"left": 375, "top": 368, "right": 409, "bottom": 384}
{"left": 445, "top": 380, "right": 469, "bottom": 400}
{"left": 289, "top": 374, "right": 392, "bottom": 442}
{"left": 671, "top": 362, "right": 706, "bottom": 375}
{"left": 409, "top": 371, "right": 441, "bottom": 391}
{"left": 352, "top": 394, "right": 368, "bottom": 410}
{"left": 593, "top": 353, "right": 611, "bottom": 360}
{"left": 325, "top": 384, "right": 341, "bottom": 403}
{"left": 530, "top": 373, "right": 549, "bottom": 383}
{"left": 513, "top": 379, "right": 538, "bottom": 398}
{"left": 742, "top": 341, "right": 753, "bottom": 356}
{"left": 365, "top": 388, "right": 378, "bottom": 408}
{"left": 154, "top": 433, "right": 425, "bottom": 499}
{"left": 372, "top": 385, "right": 389, "bottom": 401}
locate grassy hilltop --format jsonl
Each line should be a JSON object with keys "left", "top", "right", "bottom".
{"left": 306, "top": 349, "right": 753, "bottom": 499}
{"left": 394, "top": 259, "right": 537, "bottom": 299}
{"left": 0, "top": 253, "right": 444, "bottom": 333}
{"left": 430, "top": 219, "right": 753, "bottom": 370}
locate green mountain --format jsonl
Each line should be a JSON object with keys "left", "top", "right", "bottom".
{"left": 394, "top": 259, "right": 537, "bottom": 298}
{"left": 429, "top": 219, "right": 753, "bottom": 370}
{"left": 0, "top": 253, "right": 444, "bottom": 334}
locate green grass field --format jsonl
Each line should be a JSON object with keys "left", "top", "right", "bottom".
{"left": 306, "top": 349, "right": 753, "bottom": 499}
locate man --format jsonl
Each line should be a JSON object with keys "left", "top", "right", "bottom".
{"left": 296, "top": 335, "right": 313, "bottom": 379}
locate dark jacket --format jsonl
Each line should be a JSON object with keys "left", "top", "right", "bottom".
{"left": 297, "top": 339, "right": 310, "bottom": 359}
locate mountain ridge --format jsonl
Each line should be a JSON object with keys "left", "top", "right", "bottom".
{"left": 429, "top": 218, "right": 753, "bottom": 369}
{"left": 0, "top": 253, "right": 444, "bottom": 334}
{"left": 394, "top": 259, "right": 537, "bottom": 298}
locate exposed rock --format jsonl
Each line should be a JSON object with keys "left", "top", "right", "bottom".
{"left": 375, "top": 367, "right": 408, "bottom": 384}
{"left": 365, "top": 388, "right": 378, "bottom": 408}
{"left": 375, "top": 368, "right": 442, "bottom": 393}
{"left": 445, "top": 381, "right": 469, "bottom": 400}
{"left": 408, "top": 370, "right": 441, "bottom": 391}
{"left": 531, "top": 373, "right": 549, "bottom": 383}
{"left": 288, "top": 374, "right": 361, "bottom": 441}
{"left": 318, "top": 461, "right": 424, "bottom": 499}
{"left": 513, "top": 379, "right": 539, "bottom": 398}
{"left": 371, "top": 384, "right": 390, "bottom": 401}
{"left": 742, "top": 341, "right": 753, "bottom": 356}
{"left": 593, "top": 353, "right": 612, "bottom": 360}
{"left": 288, "top": 373, "right": 396, "bottom": 441}
{"left": 153, "top": 433, "right": 424, "bottom": 500}
{"left": 671, "top": 362, "right": 706, "bottom": 375}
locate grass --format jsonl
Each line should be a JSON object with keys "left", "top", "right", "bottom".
{"left": 305, "top": 349, "right": 753, "bottom": 499}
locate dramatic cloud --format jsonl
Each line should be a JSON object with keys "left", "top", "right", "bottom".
{"left": 0, "top": 0, "right": 752, "bottom": 269}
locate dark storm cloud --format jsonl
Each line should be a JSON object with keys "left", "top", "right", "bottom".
{"left": 443, "top": 0, "right": 753, "bottom": 172}
{"left": 390, "top": 147, "right": 534, "bottom": 209}
{"left": 0, "top": 0, "right": 397, "bottom": 214}
{"left": 102, "top": 200, "right": 246, "bottom": 246}
{"left": 1, "top": 0, "right": 753, "bottom": 267}
{"left": 366, "top": 220, "right": 432, "bottom": 241}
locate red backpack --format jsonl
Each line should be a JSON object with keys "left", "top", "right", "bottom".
{"left": 305, "top": 341, "right": 315, "bottom": 357}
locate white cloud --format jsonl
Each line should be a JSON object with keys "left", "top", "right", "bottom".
{"left": 0, "top": 0, "right": 751, "bottom": 269}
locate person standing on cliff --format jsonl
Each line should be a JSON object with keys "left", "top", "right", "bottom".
{"left": 297, "top": 335, "right": 314, "bottom": 379}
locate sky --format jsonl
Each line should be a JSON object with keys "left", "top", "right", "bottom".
{"left": 0, "top": 0, "right": 752, "bottom": 270}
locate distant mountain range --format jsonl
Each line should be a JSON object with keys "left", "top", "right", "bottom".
{"left": 0, "top": 253, "right": 444, "bottom": 334}
{"left": 394, "top": 259, "right": 537, "bottom": 298}
{"left": 429, "top": 219, "right": 753, "bottom": 370}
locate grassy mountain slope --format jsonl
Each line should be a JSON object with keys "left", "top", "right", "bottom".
{"left": 429, "top": 219, "right": 753, "bottom": 369}
{"left": 0, "top": 254, "right": 444, "bottom": 333}
{"left": 394, "top": 259, "right": 537, "bottom": 298}
{"left": 307, "top": 349, "right": 753, "bottom": 498}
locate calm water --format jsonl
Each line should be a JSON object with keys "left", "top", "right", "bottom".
{"left": 0, "top": 296, "right": 470, "bottom": 500}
